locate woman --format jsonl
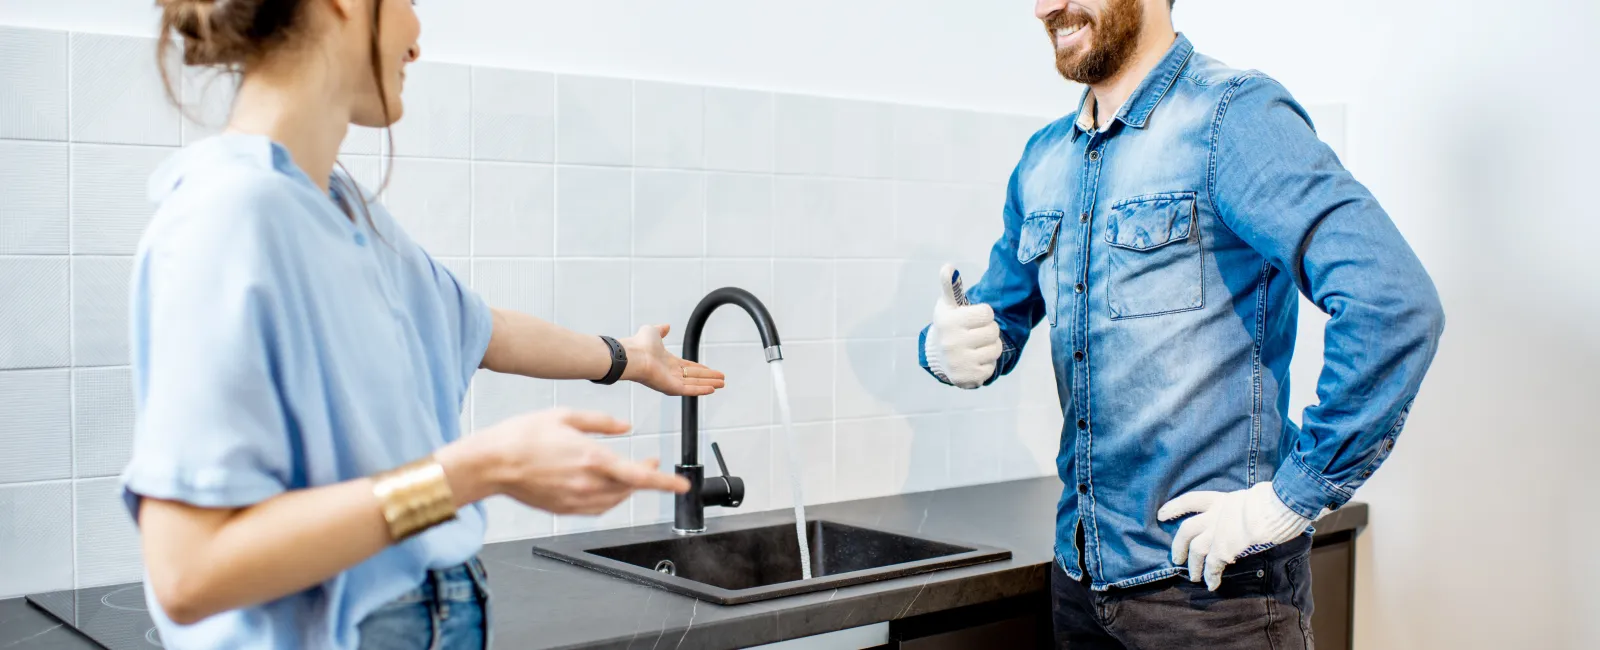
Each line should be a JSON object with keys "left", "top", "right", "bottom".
{"left": 127, "top": 1, "right": 723, "bottom": 647}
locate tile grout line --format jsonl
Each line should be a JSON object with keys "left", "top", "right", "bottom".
{"left": 66, "top": 30, "right": 79, "bottom": 592}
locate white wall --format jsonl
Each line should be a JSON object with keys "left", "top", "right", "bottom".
{"left": 4, "top": 1, "right": 1595, "bottom": 648}
{"left": 1176, "top": 2, "right": 1600, "bottom": 649}
{"left": 0, "top": 0, "right": 1080, "bottom": 115}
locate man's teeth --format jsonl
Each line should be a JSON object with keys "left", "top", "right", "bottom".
{"left": 1057, "top": 25, "right": 1083, "bottom": 38}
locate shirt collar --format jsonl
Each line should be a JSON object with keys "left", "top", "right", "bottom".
{"left": 147, "top": 133, "right": 317, "bottom": 202}
{"left": 1070, "top": 33, "right": 1196, "bottom": 137}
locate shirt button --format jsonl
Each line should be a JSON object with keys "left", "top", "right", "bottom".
{"left": 1080, "top": 212, "right": 1090, "bottom": 223}
{"left": 1074, "top": 283, "right": 1086, "bottom": 294}
{"left": 1078, "top": 483, "right": 1089, "bottom": 494}
{"left": 1077, "top": 419, "right": 1088, "bottom": 430}
{"left": 353, "top": 232, "right": 367, "bottom": 246}
{"left": 1073, "top": 350, "right": 1085, "bottom": 362}
{"left": 1088, "top": 151, "right": 1101, "bottom": 162}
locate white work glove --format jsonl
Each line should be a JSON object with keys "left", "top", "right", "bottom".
{"left": 924, "top": 264, "right": 1002, "bottom": 390}
{"left": 1158, "top": 482, "right": 1312, "bottom": 591}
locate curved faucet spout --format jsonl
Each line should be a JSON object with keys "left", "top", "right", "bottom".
{"left": 675, "top": 287, "right": 782, "bottom": 534}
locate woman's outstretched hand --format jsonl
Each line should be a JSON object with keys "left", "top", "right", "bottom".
{"left": 445, "top": 408, "right": 689, "bottom": 516}
{"left": 620, "top": 324, "right": 728, "bottom": 397}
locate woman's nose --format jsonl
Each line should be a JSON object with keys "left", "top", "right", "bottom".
{"left": 405, "top": 44, "right": 421, "bottom": 63}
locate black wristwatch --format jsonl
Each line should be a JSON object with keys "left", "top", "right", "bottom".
{"left": 591, "top": 335, "right": 628, "bottom": 385}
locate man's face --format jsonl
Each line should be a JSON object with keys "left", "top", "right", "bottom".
{"left": 1036, "top": 0, "right": 1145, "bottom": 85}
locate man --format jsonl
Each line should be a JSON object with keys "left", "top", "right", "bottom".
{"left": 918, "top": 0, "right": 1445, "bottom": 647}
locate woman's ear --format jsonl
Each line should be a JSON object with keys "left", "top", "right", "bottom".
{"left": 323, "top": 0, "right": 360, "bottom": 21}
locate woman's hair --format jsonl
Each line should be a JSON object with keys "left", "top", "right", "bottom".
{"left": 155, "top": 0, "right": 394, "bottom": 228}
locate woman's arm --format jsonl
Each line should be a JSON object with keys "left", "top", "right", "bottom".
{"left": 139, "top": 410, "right": 686, "bottom": 625}
{"left": 481, "top": 309, "right": 726, "bottom": 396}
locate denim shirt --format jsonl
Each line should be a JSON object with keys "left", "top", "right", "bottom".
{"left": 919, "top": 35, "right": 1444, "bottom": 589}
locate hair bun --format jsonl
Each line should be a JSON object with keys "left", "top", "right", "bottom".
{"left": 159, "top": 0, "right": 303, "bottom": 68}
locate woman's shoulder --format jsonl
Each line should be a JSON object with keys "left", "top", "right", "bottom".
{"left": 142, "top": 136, "right": 322, "bottom": 260}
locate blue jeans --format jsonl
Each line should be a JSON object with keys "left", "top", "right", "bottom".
{"left": 358, "top": 558, "right": 491, "bottom": 650}
{"left": 1051, "top": 535, "right": 1315, "bottom": 649}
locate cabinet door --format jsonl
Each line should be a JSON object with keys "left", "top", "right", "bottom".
{"left": 1310, "top": 536, "right": 1355, "bottom": 650}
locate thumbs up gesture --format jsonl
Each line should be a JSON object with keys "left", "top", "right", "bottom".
{"left": 925, "top": 264, "right": 1003, "bottom": 389}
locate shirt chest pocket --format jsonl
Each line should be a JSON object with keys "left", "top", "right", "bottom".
{"left": 1104, "top": 192, "right": 1204, "bottom": 319}
{"left": 1018, "top": 211, "right": 1064, "bottom": 326}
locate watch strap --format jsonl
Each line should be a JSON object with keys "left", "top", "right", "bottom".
{"left": 592, "top": 335, "right": 628, "bottom": 385}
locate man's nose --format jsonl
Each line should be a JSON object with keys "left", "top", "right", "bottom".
{"left": 1036, "top": 0, "right": 1069, "bottom": 21}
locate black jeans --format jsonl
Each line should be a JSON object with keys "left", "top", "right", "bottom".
{"left": 1051, "top": 535, "right": 1315, "bottom": 650}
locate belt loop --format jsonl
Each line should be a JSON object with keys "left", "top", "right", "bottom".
{"left": 430, "top": 568, "right": 451, "bottom": 620}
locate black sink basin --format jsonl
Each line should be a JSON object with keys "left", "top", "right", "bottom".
{"left": 528, "top": 519, "right": 1011, "bottom": 605}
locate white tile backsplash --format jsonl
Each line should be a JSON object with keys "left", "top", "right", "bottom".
{"left": 772, "top": 260, "right": 834, "bottom": 341}
{"left": 554, "top": 258, "right": 630, "bottom": 335}
{"left": 73, "top": 367, "right": 135, "bottom": 479}
{"left": 705, "top": 173, "right": 773, "bottom": 258}
{"left": 556, "top": 75, "right": 632, "bottom": 166}
{"left": 0, "top": 140, "right": 69, "bottom": 255}
{"left": 834, "top": 260, "right": 898, "bottom": 340}
{"left": 472, "top": 67, "right": 555, "bottom": 163}
{"left": 0, "top": 482, "right": 73, "bottom": 599}
{"left": 0, "top": 257, "right": 69, "bottom": 369}
{"left": 473, "top": 258, "right": 554, "bottom": 319}
{"left": 390, "top": 62, "right": 472, "bottom": 159}
{"left": 773, "top": 176, "right": 835, "bottom": 258}
{"left": 632, "top": 169, "right": 705, "bottom": 257}
{"left": 831, "top": 179, "right": 894, "bottom": 258}
{"left": 830, "top": 100, "right": 896, "bottom": 180}
{"left": 69, "top": 33, "right": 179, "bottom": 146}
{"left": 634, "top": 81, "right": 703, "bottom": 169}
{"left": 631, "top": 259, "right": 703, "bottom": 345}
{"left": 483, "top": 495, "right": 555, "bottom": 543}
{"left": 835, "top": 339, "right": 896, "bottom": 420}
{"left": 704, "top": 88, "right": 773, "bottom": 173}
{"left": 75, "top": 477, "right": 142, "bottom": 587}
{"left": 699, "top": 344, "right": 774, "bottom": 431}
{"left": 471, "top": 370, "right": 555, "bottom": 430}
{"left": 0, "top": 27, "right": 68, "bottom": 141}
{"left": 893, "top": 106, "right": 980, "bottom": 183}
{"left": 773, "top": 341, "right": 833, "bottom": 424}
{"left": 71, "top": 256, "right": 132, "bottom": 367}
{"left": 0, "top": 25, "right": 1060, "bottom": 593}
{"left": 384, "top": 158, "right": 472, "bottom": 256}
{"left": 770, "top": 422, "right": 836, "bottom": 507}
{"left": 555, "top": 166, "right": 631, "bottom": 257}
{"left": 0, "top": 369, "right": 70, "bottom": 483}
{"left": 70, "top": 144, "right": 168, "bottom": 255}
{"left": 473, "top": 161, "right": 555, "bottom": 257}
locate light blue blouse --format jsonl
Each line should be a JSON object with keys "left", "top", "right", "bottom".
{"left": 120, "top": 134, "right": 493, "bottom": 649}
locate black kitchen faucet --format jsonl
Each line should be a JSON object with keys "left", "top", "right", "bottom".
{"left": 675, "top": 287, "right": 783, "bottom": 534}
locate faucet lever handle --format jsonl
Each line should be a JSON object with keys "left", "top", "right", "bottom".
{"left": 710, "top": 442, "right": 731, "bottom": 477}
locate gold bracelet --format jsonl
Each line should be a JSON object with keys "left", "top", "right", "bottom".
{"left": 372, "top": 456, "right": 458, "bottom": 542}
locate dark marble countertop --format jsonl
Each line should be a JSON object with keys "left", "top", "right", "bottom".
{"left": 0, "top": 477, "right": 1367, "bottom": 650}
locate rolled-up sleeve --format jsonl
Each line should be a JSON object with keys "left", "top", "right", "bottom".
{"left": 121, "top": 192, "right": 294, "bottom": 520}
{"left": 1210, "top": 74, "right": 1446, "bottom": 518}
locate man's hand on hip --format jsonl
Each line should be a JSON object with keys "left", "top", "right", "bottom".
{"left": 1158, "top": 482, "right": 1312, "bottom": 591}
{"left": 925, "top": 264, "right": 1002, "bottom": 390}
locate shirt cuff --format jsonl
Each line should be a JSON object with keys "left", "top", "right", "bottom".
{"left": 1272, "top": 455, "right": 1353, "bottom": 520}
{"left": 917, "top": 325, "right": 952, "bottom": 386}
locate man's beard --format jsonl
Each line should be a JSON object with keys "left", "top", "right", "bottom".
{"left": 1048, "top": 0, "right": 1145, "bottom": 85}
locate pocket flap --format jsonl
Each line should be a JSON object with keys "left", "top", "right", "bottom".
{"left": 1017, "top": 211, "right": 1064, "bottom": 264}
{"left": 1105, "top": 193, "right": 1196, "bottom": 251}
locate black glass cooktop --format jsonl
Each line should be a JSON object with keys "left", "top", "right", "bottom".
{"left": 28, "top": 583, "right": 160, "bottom": 649}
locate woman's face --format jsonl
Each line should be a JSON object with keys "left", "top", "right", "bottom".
{"left": 346, "top": 0, "right": 421, "bottom": 128}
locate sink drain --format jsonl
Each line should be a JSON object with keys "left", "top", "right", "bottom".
{"left": 654, "top": 560, "right": 677, "bottom": 576}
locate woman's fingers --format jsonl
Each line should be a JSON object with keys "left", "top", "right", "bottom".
{"left": 558, "top": 410, "right": 632, "bottom": 436}
{"left": 598, "top": 457, "right": 690, "bottom": 494}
